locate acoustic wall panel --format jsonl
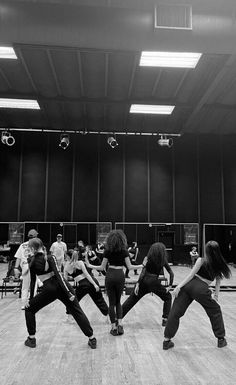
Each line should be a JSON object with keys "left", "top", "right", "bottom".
{"left": 149, "top": 138, "right": 173, "bottom": 222}
{"left": 99, "top": 135, "right": 123, "bottom": 222}
{"left": 222, "top": 135, "right": 236, "bottom": 223}
{"left": 174, "top": 135, "right": 198, "bottom": 222}
{"left": 20, "top": 133, "right": 47, "bottom": 221}
{"left": 0, "top": 133, "right": 21, "bottom": 221}
{"left": 47, "top": 134, "right": 73, "bottom": 221}
{"left": 73, "top": 135, "right": 99, "bottom": 221}
{"left": 198, "top": 135, "right": 223, "bottom": 223}
{"left": 125, "top": 136, "right": 148, "bottom": 221}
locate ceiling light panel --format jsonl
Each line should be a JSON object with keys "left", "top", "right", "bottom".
{"left": 0, "top": 98, "right": 40, "bottom": 109}
{"left": 140, "top": 51, "right": 202, "bottom": 68}
{"left": 130, "top": 104, "right": 175, "bottom": 114}
{"left": 0, "top": 47, "right": 17, "bottom": 59}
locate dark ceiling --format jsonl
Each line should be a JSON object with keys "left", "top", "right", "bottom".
{"left": 1, "top": 0, "right": 236, "bottom": 136}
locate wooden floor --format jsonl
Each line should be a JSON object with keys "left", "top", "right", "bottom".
{"left": 0, "top": 264, "right": 236, "bottom": 385}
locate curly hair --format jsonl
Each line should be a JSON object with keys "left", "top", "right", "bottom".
{"left": 105, "top": 229, "right": 128, "bottom": 253}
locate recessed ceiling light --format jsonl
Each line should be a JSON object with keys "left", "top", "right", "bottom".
{"left": 130, "top": 104, "right": 175, "bottom": 114}
{"left": 0, "top": 98, "right": 40, "bottom": 109}
{"left": 0, "top": 47, "right": 17, "bottom": 59}
{"left": 140, "top": 51, "right": 202, "bottom": 68}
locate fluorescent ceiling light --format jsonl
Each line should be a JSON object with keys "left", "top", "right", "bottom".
{"left": 140, "top": 51, "right": 202, "bottom": 68}
{"left": 0, "top": 47, "right": 17, "bottom": 59}
{"left": 0, "top": 98, "right": 40, "bottom": 109}
{"left": 130, "top": 104, "right": 175, "bottom": 114}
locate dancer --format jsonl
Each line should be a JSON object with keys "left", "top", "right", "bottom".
{"left": 14, "top": 228, "right": 42, "bottom": 310}
{"left": 125, "top": 241, "right": 139, "bottom": 278}
{"left": 122, "top": 242, "right": 174, "bottom": 326}
{"left": 163, "top": 240, "right": 231, "bottom": 350}
{"left": 24, "top": 238, "right": 97, "bottom": 349}
{"left": 64, "top": 249, "right": 108, "bottom": 317}
{"left": 85, "top": 229, "right": 142, "bottom": 336}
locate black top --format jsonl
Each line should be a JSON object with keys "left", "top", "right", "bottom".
{"left": 68, "top": 267, "right": 83, "bottom": 279}
{"left": 103, "top": 249, "right": 129, "bottom": 266}
{"left": 28, "top": 252, "right": 74, "bottom": 299}
{"left": 140, "top": 259, "right": 174, "bottom": 286}
{"left": 197, "top": 262, "right": 215, "bottom": 281}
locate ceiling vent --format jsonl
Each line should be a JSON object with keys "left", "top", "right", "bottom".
{"left": 155, "top": 4, "right": 192, "bottom": 30}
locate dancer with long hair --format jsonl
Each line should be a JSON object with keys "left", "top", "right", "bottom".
{"left": 163, "top": 240, "right": 231, "bottom": 350}
{"left": 86, "top": 229, "right": 142, "bottom": 336}
{"left": 122, "top": 242, "right": 174, "bottom": 326}
{"left": 64, "top": 249, "right": 108, "bottom": 317}
{"left": 24, "top": 238, "right": 97, "bottom": 349}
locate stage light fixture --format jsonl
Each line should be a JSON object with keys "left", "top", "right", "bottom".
{"left": 1, "top": 131, "right": 15, "bottom": 146}
{"left": 158, "top": 135, "right": 173, "bottom": 148}
{"left": 107, "top": 136, "right": 118, "bottom": 149}
{"left": 59, "top": 133, "right": 70, "bottom": 150}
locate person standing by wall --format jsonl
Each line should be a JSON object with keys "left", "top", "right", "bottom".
{"left": 163, "top": 240, "right": 231, "bottom": 350}
{"left": 50, "top": 234, "right": 67, "bottom": 271}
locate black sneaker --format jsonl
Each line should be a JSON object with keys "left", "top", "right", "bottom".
{"left": 162, "top": 318, "right": 167, "bottom": 327}
{"left": 110, "top": 328, "right": 118, "bottom": 336}
{"left": 117, "top": 325, "right": 124, "bottom": 335}
{"left": 218, "top": 338, "right": 227, "bottom": 348}
{"left": 24, "top": 337, "right": 36, "bottom": 348}
{"left": 88, "top": 337, "right": 97, "bottom": 349}
{"left": 163, "top": 340, "right": 174, "bottom": 350}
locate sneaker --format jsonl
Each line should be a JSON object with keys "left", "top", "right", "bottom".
{"left": 21, "top": 306, "right": 25, "bottom": 310}
{"left": 110, "top": 328, "right": 118, "bottom": 336}
{"left": 163, "top": 340, "right": 174, "bottom": 350}
{"left": 218, "top": 338, "right": 227, "bottom": 348}
{"left": 88, "top": 337, "right": 97, "bottom": 349}
{"left": 117, "top": 325, "right": 124, "bottom": 335}
{"left": 162, "top": 318, "right": 167, "bottom": 327}
{"left": 24, "top": 337, "right": 36, "bottom": 348}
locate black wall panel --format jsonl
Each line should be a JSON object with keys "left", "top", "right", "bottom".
{"left": 0, "top": 135, "right": 21, "bottom": 221}
{"left": 73, "top": 135, "right": 98, "bottom": 221}
{"left": 99, "top": 136, "right": 123, "bottom": 222}
{"left": 149, "top": 138, "right": 173, "bottom": 222}
{"left": 20, "top": 133, "right": 47, "bottom": 221}
{"left": 1, "top": 133, "right": 236, "bottom": 224}
{"left": 47, "top": 134, "right": 73, "bottom": 221}
{"left": 174, "top": 135, "right": 198, "bottom": 222}
{"left": 222, "top": 136, "right": 236, "bottom": 223}
{"left": 198, "top": 135, "right": 223, "bottom": 223}
{"left": 125, "top": 136, "right": 148, "bottom": 221}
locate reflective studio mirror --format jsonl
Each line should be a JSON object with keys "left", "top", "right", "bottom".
{"left": 0, "top": 222, "right": 112, "bottom": 275}
{"left": 115, "top": 222, "right": 199, "bottom": 266}
{"left": 204, "top": 223, "right": 236, "bottom": 266}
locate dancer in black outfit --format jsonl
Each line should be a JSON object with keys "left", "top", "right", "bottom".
{"left": 163, "top": 240, "right": 231, "bottom": 350}
{"left": 24, "top": 238, "right": 97, "bottom": 349}
{"left": 122, "top": 242, "right": 174, "bottom": 326}
{"left": 86, "top": 229, "right": 142, "bottom": 336}
{"left": 64, "top": 249, "right": 108, "bottom": 316}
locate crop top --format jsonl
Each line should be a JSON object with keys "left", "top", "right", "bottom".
{"left": 68, "top": 267, "right": 83, "bottom": 279}
{"left": 196, "top": 262, "right": 216, "bottom": 282}
{"left": 28, "top": 252, "right": 74, "bottom": 300}
{"left": 103, "top": 249, "right": 129, "bottom": 266}
{"left": 144, "top": 259, "right": 174, "bottom": 286}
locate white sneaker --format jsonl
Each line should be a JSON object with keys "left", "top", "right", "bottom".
{"left": 21, "top": 306, "right": 25, "bottom": 310}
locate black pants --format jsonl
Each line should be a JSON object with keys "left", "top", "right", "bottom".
{"left": 164, "top": 276, "right": 225, "bottom": 339}
{"left": 25, "top": 276, "right": 93, "bottom": 337}
{"left": 122, "top": 273, "right": 172, "bottom": 319}
{"left": 105, "top": 268, "right": 125, "bottom": 323}
{"left": 72, "top": 277, "right": 108, "bottom": 316}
